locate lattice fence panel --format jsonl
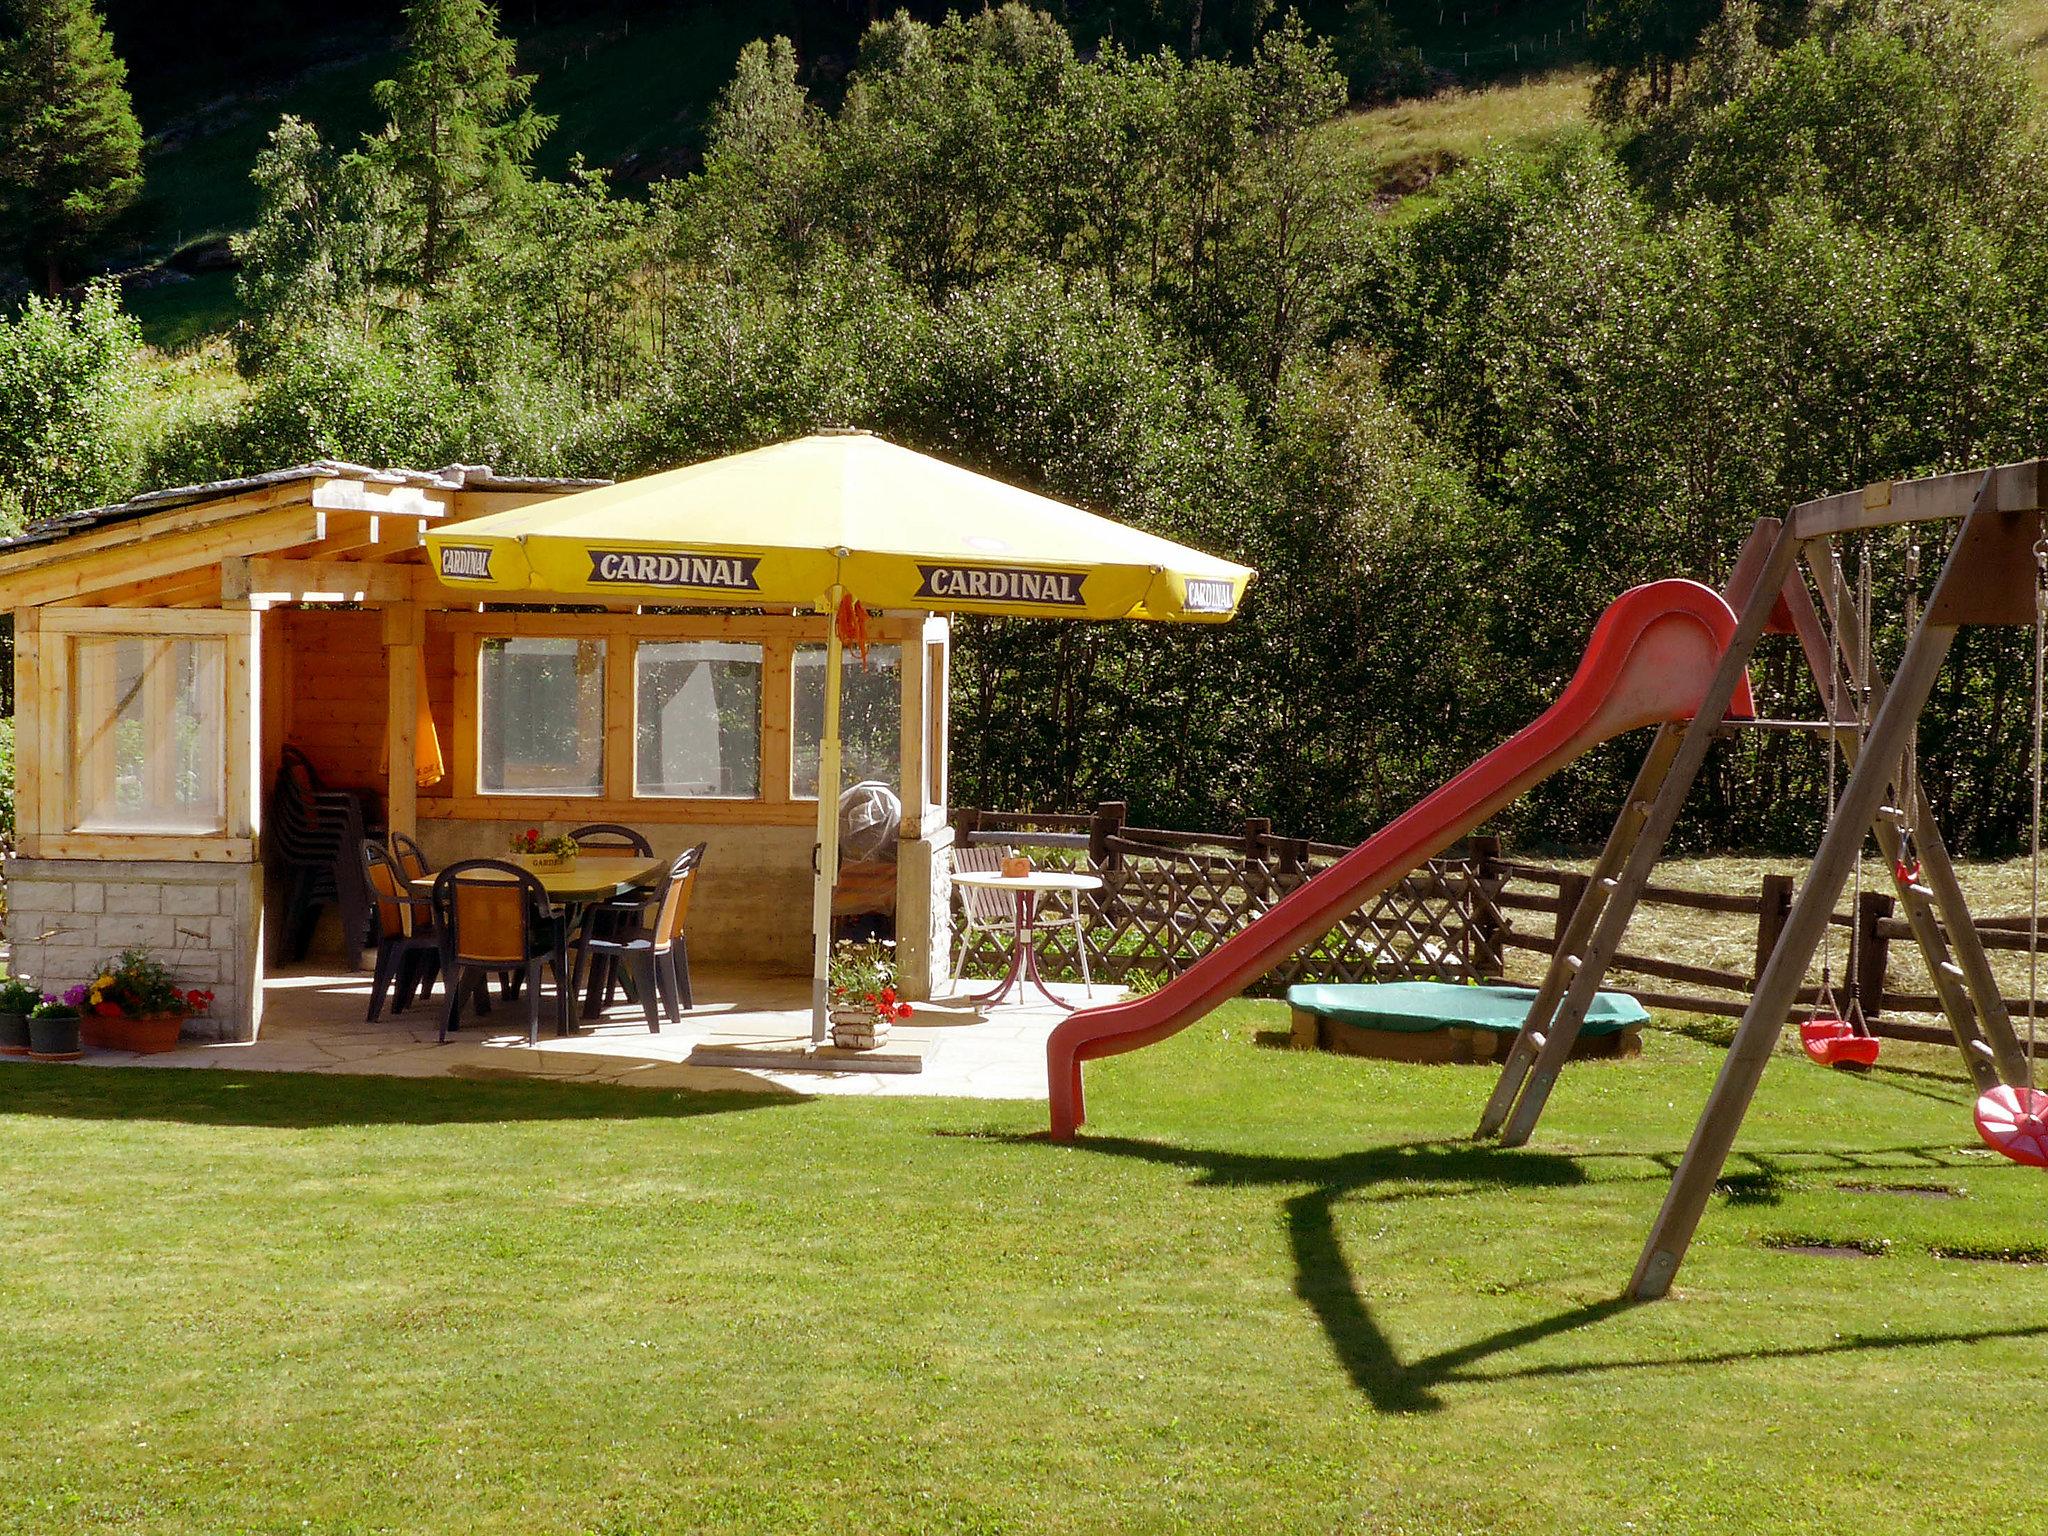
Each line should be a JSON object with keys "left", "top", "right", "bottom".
{"left": 949, "top": 836, "right": 1501, "bottom": 995}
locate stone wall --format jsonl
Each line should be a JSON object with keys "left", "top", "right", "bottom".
{"left": 416, "top": 820, "right": 815, "bottom": 972}
{"left": 895, "top": 824, "right": 955, "bottom": 1001}
{"left": 3, "top": 858, "right": 264, "bottom": 1041}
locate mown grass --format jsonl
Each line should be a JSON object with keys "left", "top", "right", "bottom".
{"left": 1, "top": 998, "right": 2042, "bottom": 1534}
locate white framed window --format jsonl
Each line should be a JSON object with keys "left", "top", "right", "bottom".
{"left": 477, "top": 636, "right": 606, "bottom": 796}
{"left": 792, "top": 642, "right": 902, "bottom": 798}
{"left": 70, "top": 634, "right": 226, "bottom": 834}
{"left": 634, "top": 640, "right": 763, "bottom": 799}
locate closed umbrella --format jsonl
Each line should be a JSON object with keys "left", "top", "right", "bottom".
{"left": 426, "top": 429, "right": 1254, "bottom": 1037}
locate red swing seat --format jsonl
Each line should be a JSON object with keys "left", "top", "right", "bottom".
{"left": 1975, "top": 1084, "right": 2048, "bottom": 1168}
{"left": 1800, "top": 1014, "right": 1882, "bottom": 1070}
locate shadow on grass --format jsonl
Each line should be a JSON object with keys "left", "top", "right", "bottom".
{"left": 0, "top": 1061, "right": 802, "bottom": 1128}
{"left": 1010, "top": 1128, "right": 2020, "bottom": 1414}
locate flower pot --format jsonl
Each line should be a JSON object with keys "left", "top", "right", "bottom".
{"left": 829, "top": 1006, "right": 892, "bottom": 1052}
{"left": 27, "top": 1010, "right": 82, "bottom": 1061}
{"left": 999, "top": 855, "right": 1033, "bottom": 879}
{"left": 517, "top": 851, "right": 575, "bottom": 872}
{"left": 80, "top": 1011, "right": 185, "bottom": 1054}
{"left": 0, "top": 1010, "right": 30, "bottom": 1057}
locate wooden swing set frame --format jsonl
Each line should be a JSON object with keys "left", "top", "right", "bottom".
{"left": 1472, "top": 458, "right": 2048, "bottom": 1299}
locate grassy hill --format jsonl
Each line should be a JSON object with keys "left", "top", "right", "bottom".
{"left": 114, "top": 0, "right": 2048, "bottom": 356}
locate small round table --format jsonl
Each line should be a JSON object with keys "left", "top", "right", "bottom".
{"left": 953, "top": 869, "right": 1103, "bottom": 1011}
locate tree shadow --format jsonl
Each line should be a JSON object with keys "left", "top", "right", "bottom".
{"left": 995, "top": 1128, "right": 2020, "bottom": 1414}
{"left": 0, "top": 1061, "right": 803, "bottom": 1129}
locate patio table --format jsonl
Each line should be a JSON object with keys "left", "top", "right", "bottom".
{"left": 406, "top": 855, "right": 664, "bottom": 906}
{"left": 952, "top": 869, "right": 1102, "bottom": 1011}
{"left": 410, "top": 856, "right": 665, "bottom": 1028}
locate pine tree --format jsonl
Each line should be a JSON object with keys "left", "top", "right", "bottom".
{"left": 0, "top": 0, "right": 142, "bottom": 295}
{"left": 361, "top": 0, "right": 553, "bottom": 295}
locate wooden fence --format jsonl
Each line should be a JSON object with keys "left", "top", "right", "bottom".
{"left": 952, "top": 802, "right": 2046, "bottom": 1041}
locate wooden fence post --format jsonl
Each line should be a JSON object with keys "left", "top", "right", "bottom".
{"left": 1089, "top": 800, "right": 1126, "bottom": 871}
{"left": 1469, "top": 834, "right": 1505, "bottom": 981}
{"left": 1755, "top": 872, "right": 1794, "bottom": 997}
{"left": 1554, "top": 871, "right": 1590, "bottom": 957}
{"left": 954, "top": 806, "right": 980, "bottom": 845}
{"left": 1854, "top": 888, "right": 1894, "bottom": 1021}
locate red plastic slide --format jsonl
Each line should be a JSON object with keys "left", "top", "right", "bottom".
{"left": 1046, "top": 578, "right": 1754, "bottom": 1140}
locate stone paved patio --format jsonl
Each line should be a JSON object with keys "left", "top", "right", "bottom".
{"left": 62, "top": 966, "right": 1114, "bottom": 1099}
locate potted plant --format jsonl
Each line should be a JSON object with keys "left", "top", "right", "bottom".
{"left": 76, "top": 948, "right": 215, "bottom": 1054}
{"left": 0, "top": 976, "right": 39, "bottom": 1057}
{"left": 510, "top": 828, "right": 579, "bottom": 870}
{"left": 27, "top": 993, "right": 82, "bottom": 1061}
{"left": 826, "top": 937, "right": 915, "bottom": 1051}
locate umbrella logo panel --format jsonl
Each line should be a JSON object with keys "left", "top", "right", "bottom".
{"left": 438, "top": 544, "right": 496, "bottom": 582}
{"left": 913, "top": 562, "right": 1086, "bottom": 607}
{"left": 586, "top": 549, "right": 763, "bottom": 594}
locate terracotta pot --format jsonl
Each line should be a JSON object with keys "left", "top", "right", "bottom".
{"left": 80, "top": 1011, "right": 185, "bottom": 1054}
{"left": 0, "top": 1010, "right": 29, "bottom": 1056}
{"left": 999, "top": 854, "right": 1033, "bottom": 879}
{"left": 27, "top": 1010, "right": 82, "bottom": 1061}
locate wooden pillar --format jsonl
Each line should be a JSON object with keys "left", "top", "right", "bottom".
{"left": 1754, "top": 873, "right": 1793, "bottom": 993}
{"left": 1468, "top": 834, "right": 1505, "bottom": 981}
{"left": 1088, "top": 800, "right": 1126, "bottom": 871}
{"left": 1852, "top": 888, "right": 1893, "bottom": 1021}
{"left": 382, "top": 604, "right": 422, "bottom": 839}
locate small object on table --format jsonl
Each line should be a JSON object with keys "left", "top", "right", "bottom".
{"left": 951, "top": 869, "right": 1103, "bottom": 1011}
{"left": 999, "top": 853, "right": 1033, "bottom": 879}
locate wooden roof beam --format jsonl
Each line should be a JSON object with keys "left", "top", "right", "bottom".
{"left": 1791, "top": 458, "right": 2048, "bottom": 540}
{"left": 17, "top": 507, "right": 327, "bottom": 607}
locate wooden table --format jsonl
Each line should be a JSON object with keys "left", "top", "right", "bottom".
{"left": 408, "top": 856, "right": 664, "bottom": 906}
{"left": 952, "top": 870, "right": 1103, "bottom": 1011}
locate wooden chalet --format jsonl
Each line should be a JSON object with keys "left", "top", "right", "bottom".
{"left": 0, "top": 462, "right": 956, "bottom": 1039}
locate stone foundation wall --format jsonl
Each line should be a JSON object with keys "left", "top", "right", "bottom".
{"left": 895, "top": 825, "right": 955, "bottom": 1001}
{"left": 3, "top": 858, "right": 264, "bottom": 1041}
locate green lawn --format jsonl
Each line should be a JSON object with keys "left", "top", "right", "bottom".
{"left": 2, "top": 1002, "right": 2042, "bottom": 1533}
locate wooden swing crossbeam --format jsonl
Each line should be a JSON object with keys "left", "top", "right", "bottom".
{"left": 1470, "top": 459, "right": 2047, "bottom": 1299}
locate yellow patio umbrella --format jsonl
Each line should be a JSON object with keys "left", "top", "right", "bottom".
{"left": 425, "top": 429, "right": 1255, "bottom": 1038}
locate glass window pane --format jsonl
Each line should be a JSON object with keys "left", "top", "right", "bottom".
{"left": 635, "top": 640, "right": 762, "bottom": 798}
{"left": 478, "top": 637, "right": 606, "bottom": 796}
{"left": 71, "top": 635, "right": 225, "bottom": 834}
{"left": 925, "top": 640, "right": 947, "bottom": 810}
{"left": 793, "top": 642, "right": 901, "bottom": 798}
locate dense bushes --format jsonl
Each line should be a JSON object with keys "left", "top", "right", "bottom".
{"left": 24, "top": 0, "right": 2048, "bottom": 852}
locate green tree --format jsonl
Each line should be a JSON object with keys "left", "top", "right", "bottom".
{"left": 0, "top": 280, "right": 138, "bottom": 526}
{"left": 0, "top": 0, "right": 140, "bottom": 294}
{"left": 360, "top": 0, "right": 553, "bottom": 295}
{"left": 232, "top": 116, "right": 390, "bottom": 375}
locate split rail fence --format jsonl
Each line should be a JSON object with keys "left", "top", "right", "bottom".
{"left": 952, "top": 802, "right": 2046, "bottom": 1042}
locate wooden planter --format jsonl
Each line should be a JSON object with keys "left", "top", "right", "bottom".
{"left": 80, "top": 1012, "right": 185, "bottom": 1054}
{"left": 515, "top": 852, "right": 577, "bottom": 872}
{"left": 0, "top": 1010, "right": 29, "bottom": 1056}
{"left": 829, "top": 1007, "right": 892, "bottom": 1052}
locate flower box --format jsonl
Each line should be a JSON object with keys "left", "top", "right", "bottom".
{"left": 999, "top": 854, "right": 1033, "bottom": 879}
{"left": 80, "top": 1011, "right": 185, "bottom": 1054}
{"left": 0, "top": 1010, "right": 29, "bottom": 1057}
{"left": 515, "top": 851, "right": 577, "bottom": 872}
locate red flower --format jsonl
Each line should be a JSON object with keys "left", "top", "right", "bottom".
{"left": 895, "top": 1003, "right": 913, "bottom": 1019}
{"left": 94, "top": 1001, "right": 124, "bottom": 1018}
{"left": 879, "top": 987, "right": 898, "bottom": 1005}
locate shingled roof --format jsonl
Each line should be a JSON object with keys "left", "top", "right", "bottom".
{"left": 0, "top": 461, "right": 610, "bottom": 556}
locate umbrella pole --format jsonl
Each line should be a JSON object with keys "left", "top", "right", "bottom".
{"left": 810, "top": 585, "right": 846, "bottom": 1044}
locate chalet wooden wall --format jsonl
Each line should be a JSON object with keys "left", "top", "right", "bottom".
{"left": 266, "top": 608, "right": 457, "bottom": 803}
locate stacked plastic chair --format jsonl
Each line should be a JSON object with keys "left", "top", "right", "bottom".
{"left": 272, "top": 746, "right": 377, "bottom": 966}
